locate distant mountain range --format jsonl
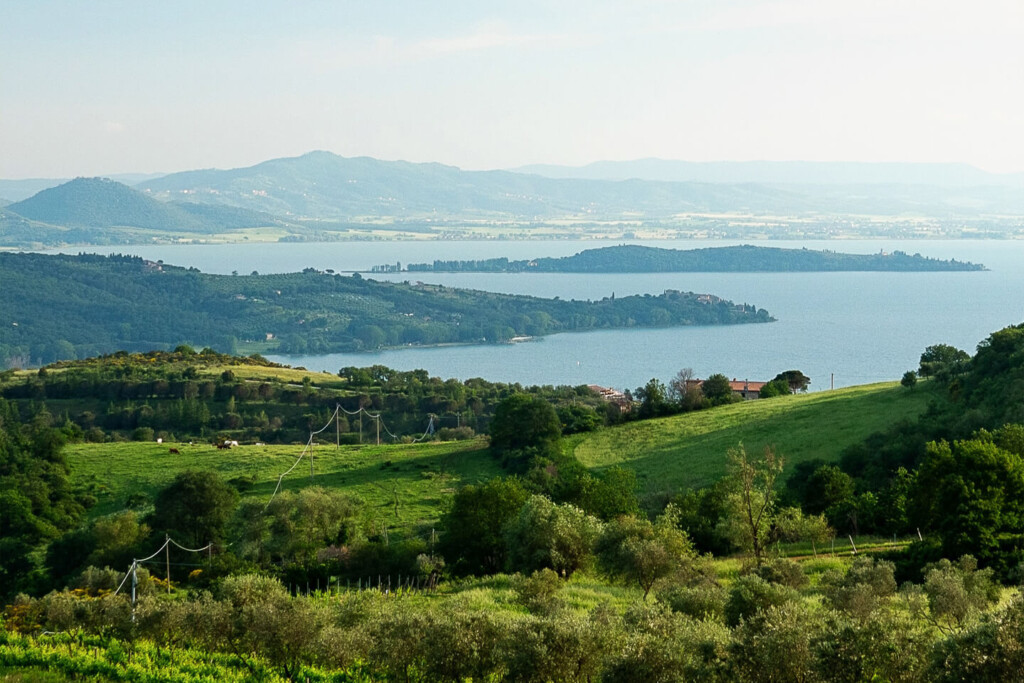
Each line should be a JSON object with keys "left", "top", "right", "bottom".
{"left": 513, "top": 159, "right": 1024, "bottom": 187}
{"left": 135, "top": 150, "right": 816, "bottom": 219}
{"left": 2, "top": 152, "right": 1023, "bottom": 248}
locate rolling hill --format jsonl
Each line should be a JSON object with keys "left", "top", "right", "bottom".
{"left": 137, "top": 150, "right": 811, "bottom": 219}
{"left": 61, "top": 380, "right": 937, "bottom": 529}
{"left": 6, "top": 177, "right": 283, "bottom": 234}
{"left": 4, "top": 154, "right": 1023, "bottom": 249}
{"left": 134, "top": 152, "right": 1024, "bottom": 220}
{"left": 573, "top": 382, "right": 935, "bottom": 494}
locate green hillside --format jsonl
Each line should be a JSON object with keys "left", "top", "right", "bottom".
{"left": 574, "top": 381, "right": 936, "bottom": 494}
{"left": 0, "top": 252, "right": 772, "bottom": 366}
{"left": 67, "top": 438, "right": 500, "bottom": 535}
{"left": 62, "top": 381, "right": 935, "bottom": 533}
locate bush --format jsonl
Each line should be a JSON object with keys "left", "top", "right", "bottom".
{"left": 131, "top": 426, "right": 155, "bottom": 442}
{"left": 731, "top": 602, "right": 818, "bottom": 683}
{"left": 725, "top": 574, "right": 798, "bottom": 627}
{"left": 436, "top": 426, "right": 475, "bottom": 441}
{"left": 927, "top": 596, "right": 1024, "bottom": 681}
{"left": 514, "top": 568, "right": 563, "bottom": 614}
{"left": 820, "top": 556, "right": 897, "bottom": 619}
{"left": 754, "top": 558, "right": 809, "bottom": 589}
{"left": 659, "top": 583, "right": 728, "bottom": 621}
{"left": 84, "top": 426, "right": 107, "bottom": 443}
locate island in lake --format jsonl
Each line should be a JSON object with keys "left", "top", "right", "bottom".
{"left": 397, "top": 244, "right": 985, "bottom": 273}
{"left": 0, "top": 253, "right": 773, "bottom": 366}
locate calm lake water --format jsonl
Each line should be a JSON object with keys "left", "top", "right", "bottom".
{"left": 53, "top": 239, "right": 1024, "bottom": 392}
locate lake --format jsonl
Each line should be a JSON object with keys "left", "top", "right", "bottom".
{"left": 52, "top": 239, "right": 1024, "bottom": 393}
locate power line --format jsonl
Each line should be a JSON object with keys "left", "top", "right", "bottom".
{"left": 263, "top": 402, "right": 452, "bottom": 507}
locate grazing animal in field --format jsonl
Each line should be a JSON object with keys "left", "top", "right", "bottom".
{"left": 168, "top": 448, "right": 180, "bottom": 455}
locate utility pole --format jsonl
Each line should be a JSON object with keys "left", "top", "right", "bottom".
{"left": 310, "top": 439, "right": 314, "bottom": 481}
{"left": 165, "top": 535, "right": 171, "bottom": 594}
{"left": 359, "top": 411, "right": 363, "bottom": 444}
{"left": 376, "top": 415, "right": 380, "bottom": 446}
{"left": 336, "top": 406, "right": 340, "bottom": 450}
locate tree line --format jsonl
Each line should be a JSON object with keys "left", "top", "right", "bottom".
{"left": 0, "top": 349, "right": 612, "bottom": 445}
{"left": 405, "top": 244, "right": 984, "bottom": 273}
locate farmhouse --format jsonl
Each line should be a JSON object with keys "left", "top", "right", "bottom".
{"left": 728, "top": 379, "right": 766, "bottom": 400}
{"left": 588, "top": 384, "right": 633, "bottom": 412}
{"left": 684, "top": 378, "right": 767, "bottom": 400}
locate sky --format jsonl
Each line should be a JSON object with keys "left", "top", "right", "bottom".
{"left": 2, "top": 0, "right": 1023, "bottom": 178}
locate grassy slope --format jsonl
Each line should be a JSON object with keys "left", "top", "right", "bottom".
{"left": 573, "top": 382, "right": 935, "bottom": 495}
{"left": 67, "top": 438, "right": 500, "bottom": 535}
{"left": 65, "top": 381, "right": 935, "bottom": 536}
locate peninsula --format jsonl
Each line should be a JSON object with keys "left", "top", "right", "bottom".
{"left": 0, "top": 252, "right": 773, "bottom": 366}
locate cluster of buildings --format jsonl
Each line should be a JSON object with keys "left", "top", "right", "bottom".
{"left": 589, "top": 377, "right": 769, "bottom": 411}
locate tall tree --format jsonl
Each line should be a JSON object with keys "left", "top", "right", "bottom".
{"left": 718, "top": 445, "right": 784, "bottom": 565}
{"left": 489, "top": 394, "right": 561, "bottom": 467}
{"left": 773, "top": 370, "right": 811, "bottom": 392}
{"left": 151, "top": 470, "right": 238, "bottom": 547}
{"left": 701, "top": 373, "right": 734, "bottom": 404}
{"left": 911, "top": 434, "right": 1024, "bottom": 562}
{"left": 439, "top": 477, "right": 529, "bottom": 575}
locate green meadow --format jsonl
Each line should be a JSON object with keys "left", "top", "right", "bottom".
{"left": 66, "top": 381, "right": 934, "bottom": 537}
{"left": 573, "top": 382, "right": 934, "bottom": 494}
{"left": 67, "top": 437, "right": 500, "bottom": 535}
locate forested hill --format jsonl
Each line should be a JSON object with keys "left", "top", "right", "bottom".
{"left": 0, "top": 253, "right": 772, "bottom": 367}
{"left": 407, "top": 244, "right": 985, "bottom": 273}
{"left": 5, "top": 177, "right": 283, "bottom": 234}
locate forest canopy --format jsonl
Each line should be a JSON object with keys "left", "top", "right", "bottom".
{"left": 0, "top": 252, "right": 772, "bottom": 367}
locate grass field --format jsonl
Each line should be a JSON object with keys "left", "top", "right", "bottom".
{"left": 67, "top": 437, "right": 500, "bottom": 535}
{"left": 573, "top": 382, "right": 935, "bottom": 495}
{"left": 65, "top": 382, "right": 936, "bottom": 535}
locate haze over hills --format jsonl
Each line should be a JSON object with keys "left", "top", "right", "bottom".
{"left": 0, "top": 173, "right": 166, "bottom": 203}
{"left": 133, "top": 151, "right": 1024, "bottom": 219}
{"left": 135, "top": 150, "right": 811, "bottom": 219}
{"left": 3, "top": 152, "right": 1024, "bottom": 248}
{"left": 7, "top": 177, "right": 285, "bottom": 234}
{"left": 514, "top": 159, "right": 1024, "bottom": 187}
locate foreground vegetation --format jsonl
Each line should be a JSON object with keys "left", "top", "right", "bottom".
{"left": 3, "top": 557, "right": 1023, "bottom": 682}
{"left": 5, "top": 322, "right": 1024, "bottom": 680}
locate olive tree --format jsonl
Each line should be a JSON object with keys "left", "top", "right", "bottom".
{"left": 596, "top": 504, "right": 698, "bottom": 599}
{"left": 505, "top": 495, "right": 602, "bottom": 578}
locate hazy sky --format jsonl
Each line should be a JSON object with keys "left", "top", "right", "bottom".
{"left": 3, "top": 0, "right": 1023, "bottom": 178}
